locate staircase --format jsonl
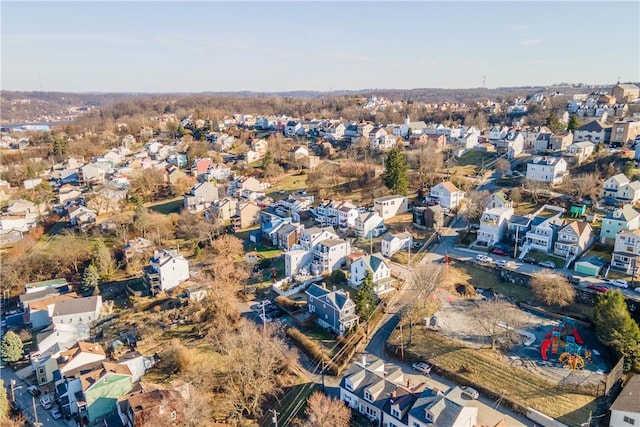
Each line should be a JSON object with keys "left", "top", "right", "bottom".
{"left": 564, "top": 254, "right": 576, "bottom": 270}
{"left": 518, "top": 242, "right": 532, "bottom": 260}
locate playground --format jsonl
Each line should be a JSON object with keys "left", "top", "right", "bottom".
{"left": 432, "top": 289, "right": 613, "bottom": 391}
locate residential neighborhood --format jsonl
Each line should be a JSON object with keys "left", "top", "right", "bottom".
{"left": 2, "top": 44, "right": 640, "bottom": 427}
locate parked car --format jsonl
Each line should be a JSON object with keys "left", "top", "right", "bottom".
{"left": 50, "top": 407, "right": 62, "bottom": 420}
{"left": 496, "top": 260, "right": 508, "bottom": 267}
{"left": 460, "top": 386, "right": 479, "bottom": 400}
{"left": 587, "top": 284, "right": 609, "bottom": 293}
{"left": 412, "top": 361, "right": 432, "bottom": 374}
{"left": 491, "top": 248, "right": 509, "bottom": 256}
{"left": 538, "top": 260, "right": 556, "bottom": 269}
{"left": 609, "top": 279, "right": 629, "bottom": 289}
{"left": 40, "top": 396, "right": 54, "bottom": 410}
{"left": 522, "top": 257, "right": 537, "bottom": 264}
{"left": 27, "top": 386, "right": 41, "bottom": 397}
{"left": 567, "top": 275, "right": 582, "bottom": 285}
{"left": 259, "top": 313, "right": 272, "bottom": 323}
{"left": 635, "top": 287, "right": 640, "bottom": 294}
{"left": 476, "top": 254, "right": 493, "bottom": 263}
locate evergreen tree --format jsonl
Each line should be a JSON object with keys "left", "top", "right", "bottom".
{"left": 567, "top": 115, "right": 580, "bottom": 131}
{"left": 355, "top": 270, "right": 377, "bottom": 319}
{"left": 545, "top": 112, "right": 564, "bottom": 133}
{"left": 92, "top": 239, "right": 115, "bottom": 280}
{"left": 83, "top": 263, "right": 101, "bottom": 291}
{"left": 383, "top": 148, "right": 409, "bottom": 195}
{"left": 1, "top": 331, "right": 23, "bottom": 363}
{"left": 262, "top": 151, "right": 274, "bottom": 168}
{"left": 594, "top": 290, "right": 640, "bottom": 371}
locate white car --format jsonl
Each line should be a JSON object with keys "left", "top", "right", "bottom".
{"left": 40, "top": 395, "right": 54, "bottom": 410}
{"left": 496, "top": 260, "right": 508, "bottom": 267}
{"left": 412, "top": 361, "right": 432, "bottom": 374}
{"left": 475, "top": 254, "right": 493, "bottom": 263}
{"left": 461, "top": 386, "right": 479, "bottom": 399}
{"left": 609, "top": 279, "right": 629, "bottom": 289}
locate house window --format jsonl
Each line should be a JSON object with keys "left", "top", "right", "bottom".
{"left": 364, "top": 391, "right": 372, "bottom": 402}
{"left": 623, "top": 416, "right": 635, "bottom": 425}
{"left": 171, "top": 411, "right": 177, "bottom": 421}
{"left": 391, "top": 408, "right": 400, "bottom": 418}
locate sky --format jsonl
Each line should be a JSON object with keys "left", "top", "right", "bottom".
{"left": 1, "top": 1, "right": 639, "bottom": 93}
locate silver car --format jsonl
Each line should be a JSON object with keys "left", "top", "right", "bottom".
{"left": 461, "top": 386, "right": 479, "bottom": 399}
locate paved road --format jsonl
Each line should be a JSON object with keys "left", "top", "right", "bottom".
{"left": 1, "top": 367, "right": 73, "bottom": 427}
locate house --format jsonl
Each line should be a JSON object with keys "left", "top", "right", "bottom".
{"left": 477, "top": 207, "right": 514, "bottom": 246}
{"left": 191, "top": 158, "right": 212, "bottom": 177}
{"left": 525, "top": 156, "right": 568, "bottom": 185}
{"left": 611, "top": 229, "right": 640, "bottom": 275}
{"left": 611, "top": 83, "right": 640, "bottom": 103}
{"left": 275, "top": 223, "right": 301, "bottom": 250}
{"left": 227, "top": 176, "right": 265, "bottom": 198}
{"left": 306, "top": 283, "right": 359, "bottom": 336}
{"left": 486, "top": 191, "right": 512, "bottom": 210}
{"left": 553, "top": 221, "right": 594, "bottom": 260}
{"left": 423, "top": 205, "right": 445, "bottom": 230}
{"left": 427, "top": 182, "right": 465, "bottom": 210}
{"left": 600, "top": 205, "right": 640, "bottom": 245}
{"left": 289, "top": 145, "right": 309, "bottom": 162}
{"left": 603, "top": 174, "right": 630, "bottom": 198}
{"left": 549, "top": 132, "right": 574, "bottom": 151}
{"left": 373, "top": 195, "right": 409, "bottom": 220}
{"left": 51, "top": 295, "right": 102, "bottom": 330}
{"left": 251, "top": 138, "right": 268, "bottom": 154}
{"left": 522, "top": 205, "right": 566, "bottom": 254}
{"left": 400, "top": 116, "right": 427, "bottom": 138}
{"left": 299, "top": 226, "right": 339, "bottom": 251}
{"left": 73, "top": 362, "right": 134, "bottom": 423}
{"left": 610, "top": 375, "right": 640, "bottom": 427}
{"left": 574, "top": 255, "right": 606, "bottom": 277}
{"left": 118, "top": 387, "right": 185, "bottom": 427}
{"left": 230, "top": 201, "right": 261, "bottom": 230}
{"left": 574, "top": 120, "right": 609, "bottom": 143}
{"left": 26, "top": 292, "right": 79, "bottom": 331}
{"left": 57, "top": 342, "right": 107, "bottom": 377}
{"left": 211, "top": 197, "right": 238, "bottom": 221}
{"left": 79, "top": 163, "right": 106, "bottom": 185}
{"left": 496, "top": 131, "right": 524, "bottom": 159}
{"left": 68, "top": 206, "right": 97, "bottom": 227}
{"left": 285, "top": 121, "right": 303, "bottom": 137}
{"left": 349, "top": 253, "right": 393, "bottom": 296}
{"left": 408, "top": 388, "right": 477, "bottom": 427}
{"left": 58, "top": 185, "right": 83, "bottom": 205}
{"left": 142, "top": 250, "right": 190, "bottom": 295}
{"left": 339, "top": 355, "right": 477, "bottom": 427}
{"left": 618, "top": 181, "right": 640, "bottom": 204}
{"left": 489, "top": 125, "right": 509, "bottom": 141}
{"left": 311, "top": 238, "right": 351, "bottom": 274}
{"left": 183, "top": 181, "right": 219, "bottom": 214}
{"left": 564, "top": 141, "right": 595, "bottom": 164}
{"left": 338, "top": 202, "right": 360, "bottom": 230}
{"left": 355, "top": 211, "right": 385, "bottom": 239}
{"left": 381, "top": 232, "right": 413, "bottom": 258}
{"left": 284, "top": 249, "right": 314, "bottom": 278}
{"left": 611, "top": 119, "right": 640, "bottom": 147}
{"left": 533, "top": 133, "right": 553, "bottom": 153}
{"left": 204, "top": 163, "right": 232, "bottom": 181}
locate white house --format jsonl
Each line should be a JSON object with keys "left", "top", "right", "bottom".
{"left": 299, "top": 226, "right": 339, "bottom": 251}
{"left": 354, "top": 212, "right": 385, "bottom": 239}
{"left": 311, "top": 238, "right": 351, "bottom": 275}
{"left": 609, "top": 375, "right": 640, "bottom": 427}
{"left": 51, "top": 296, "right": 102, "bottom": 329}
{"left": 603, "top": 173, "right": 630, "bottom": 198}
{"left": 400, "top": 116, "right": 427, "bottom": 138}
{"left": 285, "top": 121, "right": 303, "bottom": 137}
{"left": 349, "top": 253, "right": 393, "bottom": 296}
{"left": 611, "top": 229, "right": 640, "bottom": 275}
{"left": 381, "top": 232, "right": 412, "bottom": 258}
{"left": 485, "top": 191, "right": 512, "bottom": 210}
{"left": 525, "top": 156, "right": 568, "bottom": 185}
{"left": 184, "top": 181, "right": 219, "bottom": 214}
{"left": 523, "top": 206, "right": 565, "bottom": 253}
{"left": 574, "top": 120, "right": 608, "bottom": 143}
{"left": 477, "top": 207, "right": 514, "bottom": 246}
{"left": 503, "top": 130, "right": 525, "bottom": 159}
{"left": 618, "top": 181, "right": 640, "bottom": 204}
{"left": 142, "top": 250, "right": 190, "bottom": 295}
{"left": 338, "top": 202, "right": 360, "bottom": 231}
{"left": 428, "top": 182, "right": 465, "bottom": 210}
{"left": 373, "top": 195, "right": 409, "bottom": 220}
{"left": 284, "top": 249, "right": 314, "bottom": 278}
{"left": 564, "top": 141, "right": 595, "bottom": 164}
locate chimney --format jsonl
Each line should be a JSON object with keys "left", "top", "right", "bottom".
{"left": 333, "top": 285, "right": 336, "bottom": 292}
{"left": 361, "top": 354, "right": 367, "bottom": 367}
{"left": 321, "top": 282, "right": 327, "bottom": 289}
{"left": 407, "top": 378, "right": 412, "bottom": 388}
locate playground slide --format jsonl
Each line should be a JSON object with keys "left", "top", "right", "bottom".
{"left": 573, "top": 328, "right": 584, "bottom": 345}
{"left": 541, "top": 339, "right": 552, "bottom": 360}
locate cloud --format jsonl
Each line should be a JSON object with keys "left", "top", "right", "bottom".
{"left": 520, "top": 38, "right": 543, "bottom": 46}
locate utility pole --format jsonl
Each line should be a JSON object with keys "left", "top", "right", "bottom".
{"left": 513, "top": 226, "right": 519, "bottom": 259}
{"left": 10, "top": 379, "right": 16, "bottom": 402}
{"left": 270, "top": 409, "right": 279, "bottom": 427}
{"left": 399, "top": 322, "right": 404, "bottom": 360}
{"left": 32, "top": 396, "right": 42, "bottom": 427}
{"left": 262, "top": 301, "right": 267, "bottom": 333}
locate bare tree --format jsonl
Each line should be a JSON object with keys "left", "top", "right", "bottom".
{"left": 510, "top": 187, "right": 522, "bottom": 207}
{"left": 473, "top": 298, "right": 523, "bottom": 349}
{"left": 403, "top": 263, "right": 444, "bottom": 345}
{"left": 494, "top": 158, "right": 511, "bottom": 177}
{"left": 530, "top": 270, "right": 575, "bottom": 307}
{"left": 460, "top": 189, "right": 490, "bottom": 225}
{"left": 294, "top": 392, "right": 351, "bottom": 427}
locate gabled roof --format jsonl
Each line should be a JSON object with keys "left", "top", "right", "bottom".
{"left": 361, "top": 253, "right": 388, "bottom": 273}
{"left": 576, "top": 120, "right": 606, "bottom": 132}
{"left": 607, "top": 205, "right": 640, "bottom": 222}
{"left": 621, "top": 181, "right": 640, "bottom": 191}
{"left": 610, "top": 374, "right": 640, "bottom": 412}
{"left": 52, "top": 296, "right": 101, "bottom": 317}
{"left": 80, "top": 362, "right": 132, "bottom": 391}
{"left": 560, "top": 221, "right": 591, "bottom": 237}
{"left": 492, "top": 191, "right": 510, "bottom": 203}
{"left": 607, "top": 173, "right": 630, "bottom": 186}
{"left": 437, "top": 181, "right": 459, "bottom": 192}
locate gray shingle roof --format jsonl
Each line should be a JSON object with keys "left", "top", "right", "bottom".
{"left": 52, "top": 296, "right": 101, "bottom": 317}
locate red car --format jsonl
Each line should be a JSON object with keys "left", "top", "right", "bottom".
{"left": 587, "top": 284, "right": 609, "bottom": 293}
{"left": 492, "top": 248, "right": 508, "bottom": 256}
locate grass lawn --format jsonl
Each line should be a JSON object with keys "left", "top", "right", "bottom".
{"left": 514, "top": 202, "right": 537, "bottom": 216}
{"left": 456, "top": 150, "right": 494, "bottom": 167}
{"left": 270, "top": 171, "right": 308, "bottom": 194}
{"left": 255, "top": 245, "right": 283, "bottom": 259}
{"left": 449, "top": 263, "right": 535, "bottom": 302}
{"left": 389, "top": 330, "right": 597, "bottom": 426}
{"left": 525, "top": 250, "right": 565, "bottom": 268}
